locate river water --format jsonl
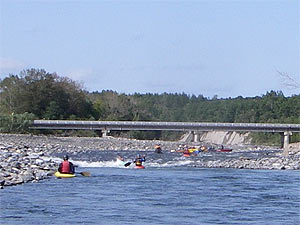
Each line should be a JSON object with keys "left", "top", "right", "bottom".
{"left": 1, "top": 150, "right": 300, "bottom": 225}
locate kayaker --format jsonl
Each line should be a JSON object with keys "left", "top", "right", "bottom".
{"left": 58, "top": 155, "right": 75, "bottom": 174}
{"left": 154, "top": 144, "right": 162, "bottom": 153}
{"left": 183, "top": 149, "right": 191, "bottom": 157}
{"left": 176, "top": 144, "right": 186, "bottom": 152}
{"left": 116, "top": 155, "right": 127, "bottom": 167}
{"left": 134, "top": 154, "right": 146, "bottom": 166}
{"left": 200, "top": 146, "right": 207, "bottom": 152}
{"left": 116, "top": 155, "right": 124, "bottom": 161}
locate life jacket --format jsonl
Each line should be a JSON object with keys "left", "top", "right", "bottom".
{"left": 135, "top": 159, "right": 142, "bottom": 166}
{"left": 61, "top": 160, "right": 71, "bottom": 173}
{"left": 135, "top": 157, "right": 144, "bottom": 166}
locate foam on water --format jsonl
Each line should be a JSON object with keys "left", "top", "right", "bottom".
{"left": 42, "top": 156, "right": 129, "bottom": 168}
{"left": 73, "top": 157, "right": 195, "bottom": 168}
{"left": 44, "top": 155, "right": 194, "bottom": 169}
{"left": 147, "top": 159, "right": 194, "bottom": 168}
{"left": 44, "top": 148, "right": 279, "bottom": 170}
{"left": 73, "top": 159, "right": 131, "bottom": 168}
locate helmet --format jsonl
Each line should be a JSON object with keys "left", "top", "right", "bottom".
{"left": 63, "top": 155, "right": 69, "bottom": 160}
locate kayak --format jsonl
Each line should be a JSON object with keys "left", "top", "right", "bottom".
{"left": 155, "top": 148, "right": 162, "bottom": 153}
{"left": 183, "top": 153, "right": 191, "bottom": 157}
{"left": 188, "top": 148, "right": 198, "bottom": 153}
{"left": 134, "top": 165, "right": 145, "bottom": 169}
{"left": 54, "top": 171, "right": 76, "bottom": 178}
{"left": 216, "top": 148, "right": 232, "bottom": 152}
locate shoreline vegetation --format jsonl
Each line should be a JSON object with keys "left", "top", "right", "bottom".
{"left": 0, "top": 133, "right": 299, "bottom": 189}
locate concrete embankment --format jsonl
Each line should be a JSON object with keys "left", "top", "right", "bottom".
{"left": 181, "top": 131, "right": 251, "bottom": 145}
{"left": 199, "top": 131, "right": 251, "bottom": 145}
{"left": 0, "top": 133, "right": 299, "bottom": 188}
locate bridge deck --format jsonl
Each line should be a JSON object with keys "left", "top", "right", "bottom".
{"left": 32, "top": 120, "right": 300, "bottom": 132}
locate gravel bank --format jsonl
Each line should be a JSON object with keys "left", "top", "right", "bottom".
{"left": 0, "top": 133, "right": 299, "bottom": 188}
{"left": 0, "top": 133, "right": 184, "bottom": 188}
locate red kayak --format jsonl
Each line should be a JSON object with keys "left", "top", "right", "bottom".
{"left": 135, "top": 165, "right": 145, "bottom": 169}
{"left": 183, "top": 153, "right": 191, "bottom": 157}
{"left": 216, "top": 148, "right": 232, "bottom": 152}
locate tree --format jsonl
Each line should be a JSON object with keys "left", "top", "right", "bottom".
{"left": 277, "top": 71, "right": 300, "bottom": 90}
{"left": 0, "top": 75, "right": 25, "bottom": 114}
{"left": 0, "top": 69, "right": 94, "bottom": 119}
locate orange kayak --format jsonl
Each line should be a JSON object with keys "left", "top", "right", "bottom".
{"left": 134, "top": 165, "right": 145, "bottom": 169}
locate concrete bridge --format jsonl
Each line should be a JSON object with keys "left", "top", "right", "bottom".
{"left": 32, "top": 120, "right": 300, "bottom": 149}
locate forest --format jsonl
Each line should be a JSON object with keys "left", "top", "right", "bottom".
{"left": 1, "top": 69, "right": 299, "bottom": 144}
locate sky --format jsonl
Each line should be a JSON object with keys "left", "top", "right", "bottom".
{"left": 0, "top": 0, "right": 299, "bottom": 98}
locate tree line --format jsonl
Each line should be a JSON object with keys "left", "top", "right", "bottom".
{"left": 1, "top": 69, "right": 299, "bottom": 143}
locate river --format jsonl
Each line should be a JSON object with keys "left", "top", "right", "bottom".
{"left": 1, "top": 150, "right": 300, "bottom": 224}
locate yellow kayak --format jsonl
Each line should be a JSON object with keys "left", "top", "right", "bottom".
{"left": 188, "top": 148, "right": 198, "bottom": 153}
{"left": 54, "top": 171, "right": 76, "bottom": 178}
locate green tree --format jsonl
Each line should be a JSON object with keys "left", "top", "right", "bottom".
{"left": 0, "top": 75, "right": 25, "bottom": 114}
{"left": 0, "top": 69, "right": 94, "bottom": 120}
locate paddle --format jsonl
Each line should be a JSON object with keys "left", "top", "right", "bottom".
{"left": 124, "top": 162, "right": 132, "bottom": 167}
{"left": 77, "top": 171, "right": 91, "bottom": 176}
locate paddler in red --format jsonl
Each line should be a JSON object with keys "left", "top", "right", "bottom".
{"left": 58, "top": 155, "right": 75, "bottom": 174}
{"left": 183, "top": 149, "right": 191, "bottom": 157}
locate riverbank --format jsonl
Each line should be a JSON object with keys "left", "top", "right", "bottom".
{"left": 0, "top": 133, "right": 299, "bottom": 188}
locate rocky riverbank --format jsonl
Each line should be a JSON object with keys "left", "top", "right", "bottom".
{"left": 0, "top": 133, "right": 299, "bottom": 188}
{"left": 0, "top": 133, "right": 184, "bottom": 188}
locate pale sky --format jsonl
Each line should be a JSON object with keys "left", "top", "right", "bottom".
{"left": 0, "top": 0, "right": 299, "bottom": 98}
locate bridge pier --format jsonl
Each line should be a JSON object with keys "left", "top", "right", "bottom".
{"left": 180, "top": 131, "right": 200, "bottom": 142}
{"left": 193, "top": 131, "right": 200, "bottom": 142}
{"left": 283, "top": 131, "right": 292, "bottom": 148}
{"left": 101, "top": 129, "right": 110, "bottom": 137}
{"left": 282, "top": 131, "right": 292, "bottom": 154}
